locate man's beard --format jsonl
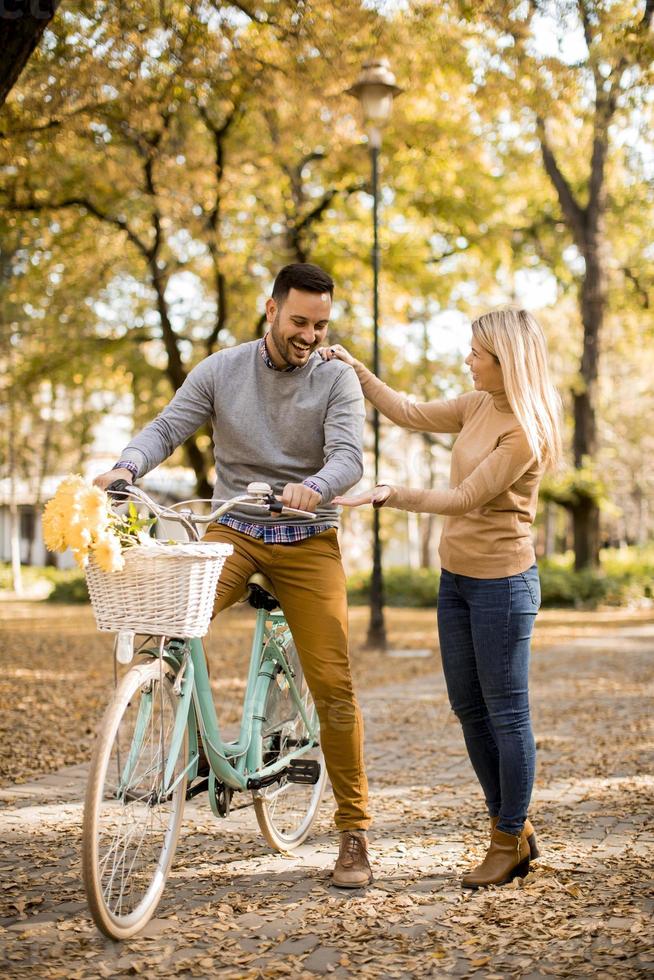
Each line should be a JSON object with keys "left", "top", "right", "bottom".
{"left": 269, "top": 316, "right": 315, "bottom": 366}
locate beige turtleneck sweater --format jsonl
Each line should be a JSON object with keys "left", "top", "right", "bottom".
{"left": 354, "top": 364, "right": 543, "bottom": 578}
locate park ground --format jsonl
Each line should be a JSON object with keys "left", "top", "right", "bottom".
{"left": 0, "top": 601, "right": 652, "bottom": 978}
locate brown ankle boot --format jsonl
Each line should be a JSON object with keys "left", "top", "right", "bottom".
{"left": 332, "top": 831, "right": 373, "bottom": 888}
{"left": 462, "top": 826, "right": 530, "bottom": 889}
{"left": 490, "top": 815, "right": 540, "bottom": 859}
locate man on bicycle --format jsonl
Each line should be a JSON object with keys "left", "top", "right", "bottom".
{"left": 94, "top": 262, "right": 372, "bottom": 888}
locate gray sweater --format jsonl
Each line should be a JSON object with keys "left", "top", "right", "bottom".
{"left": 120, "top": 340, "right": 365, "bottom": 526}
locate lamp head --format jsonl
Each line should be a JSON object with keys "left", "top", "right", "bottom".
{"left": 346, "top": 59, "right": 403, "bottom": 129}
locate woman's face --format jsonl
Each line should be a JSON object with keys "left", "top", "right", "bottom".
{"left": 465, "top": 337, "right": 504, "bottom": 392}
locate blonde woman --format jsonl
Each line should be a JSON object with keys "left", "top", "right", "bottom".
{"left": 322, "top": 309, "right": 562, "bottom": 889}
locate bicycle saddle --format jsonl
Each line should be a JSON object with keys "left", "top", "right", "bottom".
{"left": 243, "top": 572, "right": 280, "bottom": 611}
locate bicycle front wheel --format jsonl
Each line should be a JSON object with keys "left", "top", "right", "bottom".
{"left": 253, "top": 641, "right": 326, "bottom": 851}
{"left": 82, "top": 657, "right": 188, "bottom": 940}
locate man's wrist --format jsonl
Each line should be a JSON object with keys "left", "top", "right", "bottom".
{"left": 302, "top": 479, "right": 323, "bottom": 499}
{"left": 113, "top": 460, "right": 139, "bottom": 481}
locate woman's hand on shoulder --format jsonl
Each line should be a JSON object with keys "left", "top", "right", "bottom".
{"left": 333, "top": 485, "right": 392, "bottom": 508}
{"left": 318, "top": 343, "right": 358, "bottom": 367}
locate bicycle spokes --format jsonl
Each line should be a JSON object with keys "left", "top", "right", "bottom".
{"left": 83, "top": 662, "right": 188, "bottom": 938}
{"left": 254, "top": 665, "right": 326, "bottom": 850}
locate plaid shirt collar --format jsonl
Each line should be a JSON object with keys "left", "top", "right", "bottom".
{"left": 259, "top": 335, "right": 297, "bottom": 372}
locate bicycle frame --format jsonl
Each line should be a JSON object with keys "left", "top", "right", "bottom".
{"left": 136, "top": 606, "right": 320, "bottom": 808}
{"left": 107, "top": 481, "right": 321, "bottom": 810}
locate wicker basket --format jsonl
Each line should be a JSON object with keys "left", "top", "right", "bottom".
{"left": 85, "top": 541, "right": 233, "bottom": 637}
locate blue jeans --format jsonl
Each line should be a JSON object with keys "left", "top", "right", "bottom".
{"left": 437, "top": 565, "right": 540, "bottom": 836}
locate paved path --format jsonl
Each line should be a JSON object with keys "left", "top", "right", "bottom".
{"left": 1, "top": 621, "right": 653, "bottom": 978}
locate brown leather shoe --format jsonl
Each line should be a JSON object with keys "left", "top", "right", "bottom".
{"left": 462, "top": 826, "right": 530, "bottom": 889}
{"left": 332, "top": 831, "right": 373, "bottom": 888}
{"left": 490, "top": 815, "right": 540, "bottom": 859}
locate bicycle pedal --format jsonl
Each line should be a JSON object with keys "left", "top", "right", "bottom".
{"left": 287, "top": 759, "right": 321, "bottom": 785}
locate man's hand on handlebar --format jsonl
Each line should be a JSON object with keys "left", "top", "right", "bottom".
{"left": 280, "top": 483, "right": 321, "bottom": 513}
{"left": 92, "top": 476, "right": 318, "bottom": 523}
{"left": 93, "top": 468, "right": 134, "bottom": 491}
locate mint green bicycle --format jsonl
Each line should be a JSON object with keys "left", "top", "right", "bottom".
{"left": 82, "top": 482, "right": 326, "bottom": 940}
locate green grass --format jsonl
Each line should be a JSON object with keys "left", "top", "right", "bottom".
{"left": 3, "top": 545, "right": 654, "bottom": 608}
{"left": 0, "top": 562, "right": 89, "bottom": 602}
{"left": 346, "top": 547, "right": 654, "bottom": 609}
{"left": 347, "top": 566, "right": 441, "bottom": 607}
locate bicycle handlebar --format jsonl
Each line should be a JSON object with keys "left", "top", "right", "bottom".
{"left": 105, "top": 479, "right": 318, "bottom": 540}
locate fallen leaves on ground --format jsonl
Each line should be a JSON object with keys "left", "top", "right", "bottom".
{"left": 0, "top": 602, "right": 653, "bottom": 977}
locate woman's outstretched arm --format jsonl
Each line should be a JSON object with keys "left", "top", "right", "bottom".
{"left": 321, "top": 345, "right": 467, "bottom": 434}
{"left": 335, "top": 428, "right": 536, "bottom": 516}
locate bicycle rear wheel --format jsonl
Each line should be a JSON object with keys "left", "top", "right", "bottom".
{"left": 253, "top": 639, "right": 326, "bottom": 851}
{"left": 82, "top": 657, "right": 188, "bottom": 940}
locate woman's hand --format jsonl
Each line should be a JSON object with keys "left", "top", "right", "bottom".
{"left": 318, "top": 343, "right": 358, "bottom": 367}
{"left": 333, "top": 485, "right": 392, "bottom": 508}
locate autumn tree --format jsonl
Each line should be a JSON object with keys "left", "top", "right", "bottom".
{"left": 1, "top": 0, "right": 385, "bottom": 494}
{"left": 463, "top": 0, "right": 654, "bottom": 568}
{"left": 3, "top": 0, "right": 653, "bottom": 584}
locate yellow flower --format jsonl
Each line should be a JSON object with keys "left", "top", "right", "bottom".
{"left": 42, "top": 500, "right": 67, "bottom": 552}
{"left": 42, "top": 474, "right": 136, "bottom": 574}
{"left": 42, "top": 475, "right": 112, "bottom": 554}
{"left": 79, "top": 484, "right": 110, "bottom": 529}
{"left": 42, "top": 476, "right": 89, "bottom": 552}
{"left": 55, "top": 475, "right": 88, "bottom": 509}
{"left": 92, "top": 533, "right": 125, "bottom": 573}
{"left": 70, "top": 519, "right": 95, "bottom": 549}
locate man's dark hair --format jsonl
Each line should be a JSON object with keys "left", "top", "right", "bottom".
{"left": 272, "top": 263, "right": 334, "bottom": 306}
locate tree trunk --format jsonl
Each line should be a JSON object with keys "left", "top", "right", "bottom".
{"left": 572, "top": 496, "right": 600, "bottom": 573}
{"left": 367, "top": 507, "right": 386, "bottom": 650}
{"left": 9, "top": 499, "right": 23, "bottom": 594}
{"left": 0, "top": 1, "right": 63, "bottom": 108}
{"left": 538, "top": 136, "right": 606, "bottom": 571}
{"left": 570, "top": 224, "right": 605, "bottom": 570}
{"left": 634, "top": 487, "right": 648, "bottom": 548}
{"left": 29, "top": 379, "right": 55, "bottom": 565}
{"left": 254, "top": 312, "right": 267, "bottom": 338}
{"left": 573, "top": 234, "right": 603, "bottom": 468}
{"left": 419, "top": 433, "right": 436, "bottom": 568}
{"left": 543, "top": 500, "right": 556, "bottom": 558}
{"left": 8, "top": 401, "right": 23, "bottom": 594}
{"left": 419, "top": 515, "right": 434, "bottom": 569}
{"left": 147, "top": 260, "right": 213, "bottom": 496}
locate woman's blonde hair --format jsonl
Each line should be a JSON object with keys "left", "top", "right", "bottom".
{"left": 472, "top": 309, "right": 563, "bottom": 469}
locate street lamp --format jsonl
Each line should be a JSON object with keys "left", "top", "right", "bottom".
{"left": 346, "top": 59, "right": 402, "bottom": 650}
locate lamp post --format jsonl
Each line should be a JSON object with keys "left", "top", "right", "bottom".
{"left": 346, "top": 59, "right": 402, "bottom": 650}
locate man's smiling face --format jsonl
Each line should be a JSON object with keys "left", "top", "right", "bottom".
{"left": 265, "top": 287, "right": 332, "bottom": 369}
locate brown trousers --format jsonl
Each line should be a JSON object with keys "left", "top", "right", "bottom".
{"left": 203, "top": 523, "right": 371, "bottom": 832}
